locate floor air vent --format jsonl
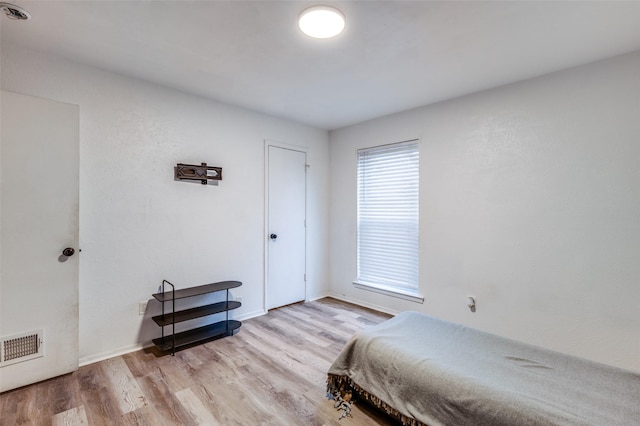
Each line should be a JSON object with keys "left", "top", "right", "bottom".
{"left": 0, "top": 330, "right": 44, "bottom": 367}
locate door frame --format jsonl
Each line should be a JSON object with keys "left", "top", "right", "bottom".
{"left": 264, "top": 140, "right": 308, "bottom": 312}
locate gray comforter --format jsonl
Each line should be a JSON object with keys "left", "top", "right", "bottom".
{"left": 327, "top": 311, "right": 640, "bottom": 426}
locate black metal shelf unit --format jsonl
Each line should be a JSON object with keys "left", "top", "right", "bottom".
{"left": 151, "top": 280, "right": 242, "bottom": 355}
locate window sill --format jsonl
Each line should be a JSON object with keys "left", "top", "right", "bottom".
{"left": 353, "top": 281, "right": 424, "bottom": 304}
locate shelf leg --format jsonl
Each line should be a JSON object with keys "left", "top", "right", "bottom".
{"left": 226, "top": 289, "right": 230, "bottom": 332}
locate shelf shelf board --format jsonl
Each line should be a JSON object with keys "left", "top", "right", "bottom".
{"left": 153, "top": 280, "right": 242, "bottom": 302}
{"left": 152, "top": 301, "right": 241, "bottom": 326}
{"left": 152, "top": 320, "right": 242, "bottom": 352}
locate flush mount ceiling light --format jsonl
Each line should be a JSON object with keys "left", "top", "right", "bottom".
{"left": 0, "top": 2, "right": 31, "bottom": 20}
{"left": 298, "top": 5, "right": 345, "bottom": 39}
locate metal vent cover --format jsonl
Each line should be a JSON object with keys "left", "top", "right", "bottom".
{"left": 0, "top": 330, "right": 44, "bottom": 367}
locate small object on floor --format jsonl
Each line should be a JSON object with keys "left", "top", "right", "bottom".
{"left": 328, "top": 384, "right": 353, "bottom": 420}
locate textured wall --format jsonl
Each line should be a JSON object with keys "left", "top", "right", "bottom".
{"left": 329, "top": 52, "right": 640, "bottom": 372}
{"left": 1, "top": 44, "right": 329, "bottom": 364}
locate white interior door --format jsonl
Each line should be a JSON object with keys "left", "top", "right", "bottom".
{"left": 0, "top": 91, "right": 79, "bottom": 392}
{"left": 267, "top": 145, "right": 306, "bottom": 310}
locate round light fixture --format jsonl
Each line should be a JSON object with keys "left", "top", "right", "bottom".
{"left": 0, "top": 2, "right": 31, "bottom": 20}
{"left": 298, "top": 5, "right": 345, "bottom": 39}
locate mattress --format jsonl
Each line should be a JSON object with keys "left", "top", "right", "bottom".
{"left": 327, "top": 311, "right": 640, "bottom": 425}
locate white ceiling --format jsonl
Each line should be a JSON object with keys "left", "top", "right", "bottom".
{"left": 3, "top": 1, "right": 640, "bottom": 130}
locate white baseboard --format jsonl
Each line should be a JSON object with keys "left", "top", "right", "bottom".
{"left": 78, "top": 300, "right": 392, "bottom": 367}
{"left": 235, "top": 309, "right": 267, "bottom": 322}
{"left": 79, "top": 309, "right": 267, "bottom": 367}
{"left": 326, "top": 292, "right": 400, "bottom": 316}
{"left": 308, "top": 292, "right": 331, "bottom": 302}
{"left": 79, "top": 343, "right": 150, "bottom": 367}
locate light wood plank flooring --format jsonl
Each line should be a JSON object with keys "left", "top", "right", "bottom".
{"left": 0, "top": 298, "right": 398, "bottom": 425}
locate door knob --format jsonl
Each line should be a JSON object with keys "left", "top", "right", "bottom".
{"left": 62, "top": 247, "right": 75, "bottom": 257}
{"left": 270, "top": 233, "right": 278, "bottom": 240}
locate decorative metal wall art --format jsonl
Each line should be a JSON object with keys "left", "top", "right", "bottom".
{"left": 174, "top": 162, "right": 222, "bottom": 185}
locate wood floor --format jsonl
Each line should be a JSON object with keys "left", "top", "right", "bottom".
{"left": 0, "top": 298, "right": 399, "bottom": 426}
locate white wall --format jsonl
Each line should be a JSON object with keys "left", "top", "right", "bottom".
{"left": 1, "top": 44, "right": 329, "bottom": 364}
{"left": 329, "top": 51, "right": 640, "bottom": 372}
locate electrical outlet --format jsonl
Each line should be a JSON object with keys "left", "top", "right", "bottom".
{"left": 139, "top": 300, "right": 148, "bottom": 315}
{"left": 235, "top": 296, "right": 242, "bottom": 303}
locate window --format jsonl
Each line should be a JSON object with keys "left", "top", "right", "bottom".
{"left": 355, "top": 140, "right": 422, "bottom": 302}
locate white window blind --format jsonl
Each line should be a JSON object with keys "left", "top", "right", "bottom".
{"left": 357, "top": 141, "right": 419, "bottom": 293}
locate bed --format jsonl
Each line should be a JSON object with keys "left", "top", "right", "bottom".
{"left": 327, "top": 311, "right": 640, "bottom": 426}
